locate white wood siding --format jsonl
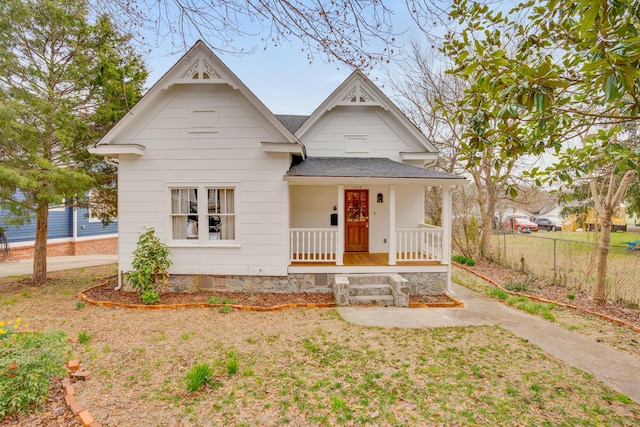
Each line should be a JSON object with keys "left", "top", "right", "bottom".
{"left": 289, "top": 186, "right": 336, "bottom": 228}
{"left": 116, "top": 84, "right": 291, "bottom": 276}
{"left": 301, "top": 107, "right": 429, "bottom": 159}
{"left": 396, "top": 186, "right": 425, "bottom": 228}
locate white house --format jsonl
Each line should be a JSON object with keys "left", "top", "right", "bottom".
{"left": 91, "top": 41, "right": 467, "bottom": 305}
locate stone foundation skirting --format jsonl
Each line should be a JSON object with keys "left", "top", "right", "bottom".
{"left": 1, "top": 237, "right": 118, "bottom": 262}
{"left": 148, "top": 271, "right": 448, "bottom": 296}
{"left": 402, "top": 272, "right": 448, "bottom": 295}
{"left": 165, "top": 273, "right": 336, "bottom": 294}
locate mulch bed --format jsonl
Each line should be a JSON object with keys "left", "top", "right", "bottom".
{"left": 81, "top": 278, "right": 458, "bottom": 308}
{"left": 82, "top": 282, "right": 336, "bottom": 307}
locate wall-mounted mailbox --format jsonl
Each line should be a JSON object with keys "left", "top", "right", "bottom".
{"left": 330, "top": 213, "right": 338, "bottom": 226}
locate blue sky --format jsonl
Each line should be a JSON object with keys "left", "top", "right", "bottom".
{"left": 142, "top": 3, "right": 421, "bottom": 115}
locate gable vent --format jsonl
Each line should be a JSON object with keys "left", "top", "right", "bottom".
{"left": 330, "top": 82, "right": 386, "bottom": 110}
{"left": 177, "top": 59, "right": 225, "bottom": 83}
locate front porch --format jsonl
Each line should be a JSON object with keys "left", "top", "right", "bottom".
{"left": 288, "top": 223, "right": 448, "bottom": 274}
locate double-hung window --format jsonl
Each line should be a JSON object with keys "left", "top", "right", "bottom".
{"left": 170, "top": 186, "right": 235, "bottom": 242}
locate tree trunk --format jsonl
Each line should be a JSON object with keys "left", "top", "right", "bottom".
{"left": 479, "top": 213, "right": 493, "bottom": 258}
{"left": 32, "top": 200, "right": 49, "bottom": 283}
{"left": 593, "top": 214, "right": 611, "bottom": 305}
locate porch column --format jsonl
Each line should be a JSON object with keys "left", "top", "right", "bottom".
{"left": 441, "top": 186, "right": 453, "bottom": 293}
{"left": 388, "top": 185, "right": 396, "bottom": 265}
{"left": 337, "top": 185, "right": 344, "bottom": 265}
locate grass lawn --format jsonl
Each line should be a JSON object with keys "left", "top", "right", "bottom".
{"left": 1, "top": 265, "right": 639, "bottom": 426}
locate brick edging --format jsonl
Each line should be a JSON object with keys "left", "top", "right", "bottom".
{"left": 61, "top": 356, "right": 100, "bottom": 427}
{"left": 453, "top": 262, "right": 640, "bottom": 333}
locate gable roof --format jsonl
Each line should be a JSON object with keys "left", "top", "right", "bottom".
{"left": 92, "top": 40, "right": 301, "bottom": 155}
{"left": 294, "top": 70, "right": 438, "bottom": 154}
{"left": 285, "top": 157, "right": 466, "bottom": 185}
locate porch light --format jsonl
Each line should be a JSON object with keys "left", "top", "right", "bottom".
{"left": 377, "top": 193, "right": 383, "bottom": 203}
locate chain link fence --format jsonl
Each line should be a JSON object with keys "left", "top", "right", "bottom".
{"left": 487, "top": 233, "right": 640, "bottom": 307}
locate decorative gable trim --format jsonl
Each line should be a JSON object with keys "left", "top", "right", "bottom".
{"left": 95, "top": 40, "right": 300, "bottom": 150}
{"left": 166, "top": 56, "right": 238, "bottom": 89}
{"left": 295, "top": 70, "right": 438, "bottom": 154}
{"left": 331, "top": 82, "right": 386, "bottom": 109}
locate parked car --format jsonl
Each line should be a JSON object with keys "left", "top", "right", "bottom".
{"left": 534, "top": 217, "right": 562, "bottom": 231}
{"left": 502, "top": 217, "right": 539, "bottom": 232}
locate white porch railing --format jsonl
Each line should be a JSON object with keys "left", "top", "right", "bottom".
{"left": 290, "top": 228, "right": 337, "bottom": 262}
{"left": 395, "top": 225, "right": 442, "bottom": 261}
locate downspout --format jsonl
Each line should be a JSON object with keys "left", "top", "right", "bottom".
{"left": 104, "top": 156, "right": 123, "bottom": 291}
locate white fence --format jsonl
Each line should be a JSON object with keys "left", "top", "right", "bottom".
{"left": 290, "top": 228, "right": 337, "bottom": 262}
{"left": 395, "top": 227, "right": 442, "bottom": 261}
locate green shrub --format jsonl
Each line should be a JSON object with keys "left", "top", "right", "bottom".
{"left": 452, "top": 254, "right": 475, "bottom": 266}
{"left": 505, "top": 278, "right": 531, "bottom": 293}
{"left": 207, "top": 296, "right": 221, "bottom": 304}
{"left": 140, "top": 289, "right": 161, "bottom": 304}
{"left": 185, "top": 363, "right": 212, "bottom": 392}
{"left": 75, "top": 300, "right": 86, "bottom": 310}
{"left": 566, "top": 293, "right": 576, "bottom": 300}
{"left": 125, "top": 228, "right": 172, "bottom": 303}
{"left": 219, "top": 305, "right": 233, "bottom": 314}
{"left": 0, "top": 330, "right": 71, "bottom": 417}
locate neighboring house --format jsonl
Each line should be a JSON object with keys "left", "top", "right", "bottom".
{"left": 91, "top": 41, "right": 467, "bottom": 303}
{"left": 532, "top": 204, "right": 563, "bottom": 222}
{"left": 499, "top": 205, "right": 533, "bottom": 223}
{"left": 0, "top": 191, "right": 118, "bottom": 261}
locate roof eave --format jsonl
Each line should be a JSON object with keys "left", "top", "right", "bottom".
{"left": 89, "top": 144, "right": 145, "bottom": 157}
{"left": 262, "top": 141, "right": 304, "bottom": 154}
{"left": 284, "top": 176, "right": 468, "bottom": 186}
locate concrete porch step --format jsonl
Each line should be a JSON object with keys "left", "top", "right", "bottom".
{"left": 348, "top": 283, "right": 393, "bottom": 296}
{"left": 349, "top": 295, "right": 395, "bottom": 306}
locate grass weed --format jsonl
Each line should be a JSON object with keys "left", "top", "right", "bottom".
{"left": 185, "top": 363, "right": 213, "bottom": 392}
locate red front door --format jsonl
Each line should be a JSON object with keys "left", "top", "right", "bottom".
{"left": 345, "top": 190, "right": 369, "bottom": 252}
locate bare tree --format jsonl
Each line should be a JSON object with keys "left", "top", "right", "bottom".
{"left": 92, "top": 0, "right": 402, "bottom": 69}
{"left": 390, "top": 42, "right": 522, "bottom": 258}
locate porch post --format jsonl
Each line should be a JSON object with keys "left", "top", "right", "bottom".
{"left": 388, "top": 184, "right": 396, "bottom": 265}
{"left": 441, "top": 186, "right": 453, "bottom": 293}
{"left": 337, "top": 185, "right": 344, "bottom": 265}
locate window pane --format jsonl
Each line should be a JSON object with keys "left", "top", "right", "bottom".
{"left": 207, "top": 188, "right": 234, "bottom": 240}
{"left": 171, "top": 188, "right": 198, "bottom": 240}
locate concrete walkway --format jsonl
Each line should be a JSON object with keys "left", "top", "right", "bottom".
{"left": 338, "top": 283, "right": 640, "bottom": 403}
{"left": 0, "top": 254, "right": 117, "bottom": 278}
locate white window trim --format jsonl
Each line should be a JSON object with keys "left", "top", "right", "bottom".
{"left": 166, "top": 182, "right": 239, "bottom": 247}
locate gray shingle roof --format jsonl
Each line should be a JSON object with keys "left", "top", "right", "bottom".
{"left": 275, "top": 115, "right": 309, "bottom": 134}
{"left": 286, "top": 157, "right": 462, "bottom": 180}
